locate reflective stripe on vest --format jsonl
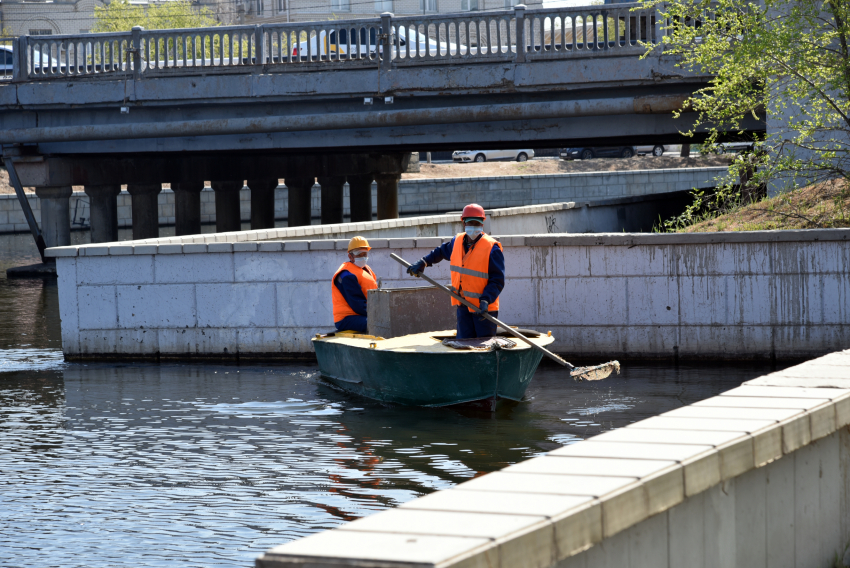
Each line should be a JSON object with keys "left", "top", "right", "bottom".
{"left": 332, "top": 262, "right": 378, "bottom": 323}
{"left": 449, "top": 233, "right": 502, "bottom": 312}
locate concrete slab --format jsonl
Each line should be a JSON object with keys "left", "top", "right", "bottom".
{"left": 549, "top": 441, "right": 712, "bottom": 463}
{"left": 455, "top": 472, "right": 635, "bottom": 498}
{"left": 589, "top": 427, "right": 746, "bottom": 447}
{"left": 745, "top": 376, "right": 850, "bottom": 389}
{"left": 338, "top": 508, "right": 547, "bottom": 539}
{"left": 504, "top": 455, "right": 676, "bottom": 478}
{"left": 661, "top": 405, "right": 803, "bottom": 422}
{"left": 629, "top": 416, "right": 775, "bottom": 433}
{"left": 694, "top": 396, "right": 827, "bottom": 410}
{"left": 400, "top": 487, "right": 594, "bottom": 518}
{"left": 258, "top": 530, "right": 492, "bottom": 567}
{"left": 721, "top": 385, "right": 847, "bottom": 399}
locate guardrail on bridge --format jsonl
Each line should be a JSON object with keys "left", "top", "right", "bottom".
{"left": 8, "top": 3, "right": 663, "bottom": 81}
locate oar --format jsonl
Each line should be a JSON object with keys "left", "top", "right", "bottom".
{"left": 391, "top": 253, "right": 620, "bottom": 381}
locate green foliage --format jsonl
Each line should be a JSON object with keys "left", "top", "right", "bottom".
{"left": 640, "top": 0, "right": 850, "bottom": 230}
{"left": 91, "top": 0, "right": 219, "bottom": 33}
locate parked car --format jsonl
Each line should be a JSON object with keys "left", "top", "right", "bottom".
{"left": 452, "top": 149, "right": 534, "bottom": 163}
{"left": 636, "top": 144, "right": 669, "bottom": 157}
{"left": 559, "top": 146, "right": 636, "bottom": 160}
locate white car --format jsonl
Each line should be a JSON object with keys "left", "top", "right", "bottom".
{"left": 636, "top": 144, "right": 684, "bottom": 157}
{"left": 294, "top": 26, "right": 450, "bottom": 59}
{"left": 452, "top": 149, "right": 534, "bottom": 163}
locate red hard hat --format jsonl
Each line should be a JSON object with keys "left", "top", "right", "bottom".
{"left": 461, "top": 203, "right": 486, "bottom": 220}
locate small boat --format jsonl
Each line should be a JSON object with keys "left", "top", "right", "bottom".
{"left": 312, "top": 329, "right": 555, "bottom": 408}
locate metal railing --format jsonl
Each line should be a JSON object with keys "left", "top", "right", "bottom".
{"left": 11, "top": 3, "right": 661, "bottom": 81}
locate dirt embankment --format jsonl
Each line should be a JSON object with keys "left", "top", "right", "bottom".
{"left": 0, "top": 155, "right": 733, "bottom": 195}
{"left": 404, "top": 155, "right": 732, "bottom": 180}
{"left": 682, "top": 179, "right": 850, "bottom": 232}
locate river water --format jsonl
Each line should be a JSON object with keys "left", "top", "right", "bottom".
{"left": 0, "top": 231, "right": 782, "bottom": 568}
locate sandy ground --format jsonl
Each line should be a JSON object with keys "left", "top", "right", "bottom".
{"left": 0, "top": 155, "right": 732, "bottom": 195}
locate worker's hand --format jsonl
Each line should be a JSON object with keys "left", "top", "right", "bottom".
{"left": 407, "top": 258, "right": 427, "bottom": 277}
{"left": 476, "top": 300, "right": 489, "bottom": 319}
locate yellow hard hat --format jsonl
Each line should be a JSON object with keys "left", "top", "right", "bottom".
{"left": 348, "top": 236, "right": 371, "bottom": 252}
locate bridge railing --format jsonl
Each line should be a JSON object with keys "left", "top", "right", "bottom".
{"left": 11, "top": 3, "right": 663, "bottom": 81}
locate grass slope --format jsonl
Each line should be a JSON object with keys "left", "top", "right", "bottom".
{"left": 682, "top": 179, "right": 850, "bottom": 232}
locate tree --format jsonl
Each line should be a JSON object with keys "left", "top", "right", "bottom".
{"left": 640, "top": 0, "right": 850, "bottom": 228}
{"left": 91, "top": 0, "right": 219, "bottom": 33}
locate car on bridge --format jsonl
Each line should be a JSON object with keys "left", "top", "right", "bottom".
{"left": 559, "top": 146, "right": 637, "bottom": 160}
{"left": 295, "top": 27, "right": 449, "bottom": 59}
{"left": 452, "top": 149, "right": 534, "bottom": 163}
{"left": 1, "top": 44, "right": 61, "bottom": 78}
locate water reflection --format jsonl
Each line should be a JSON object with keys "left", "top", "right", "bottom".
{"left": 0, "top": 231, "right": 782, "bottom": 567}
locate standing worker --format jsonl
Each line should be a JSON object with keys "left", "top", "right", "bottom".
{"left": 332, "top": 236, "right": 378, "bottom": 333}
{"left": 407, "top": 204, "right": 504, "bottom": 339}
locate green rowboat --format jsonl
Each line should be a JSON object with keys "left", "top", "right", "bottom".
{"left": 312, "top": 330, "right": 555, "bottom": 408}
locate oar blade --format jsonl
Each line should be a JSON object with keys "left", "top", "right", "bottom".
{"left": 570, "top": 361, "right": 621, "bottom": 381}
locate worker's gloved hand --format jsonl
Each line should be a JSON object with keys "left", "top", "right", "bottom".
{"left": 407, "top": 258, "right": 427, "bottom": 277}
{"left": 476, "top": 300, "right": 489, "bottom": 319}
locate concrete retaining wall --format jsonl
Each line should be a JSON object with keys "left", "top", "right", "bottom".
{"left": 48, "top": 221, "right": 850, "bottom": 360}
{"left": 257, "top": 351, "right": 850, "bottom": 568}
{"left": 0, "top": 166, "right": 724, "bottom": 234}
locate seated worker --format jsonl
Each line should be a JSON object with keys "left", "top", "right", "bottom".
{"left": 407, "top": 203, "right": 504, "bottom": 339}
{"left": 332, "top": 236, "right": 378, "bottom": 333}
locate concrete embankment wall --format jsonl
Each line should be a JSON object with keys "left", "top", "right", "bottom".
{"left": 258, "top": 351, "right": 850, "bottom": 568}
{"left": 48, "top": 220, "right": 850, "bottom": 360}
{"left": 0, "top": 167, "right": 723, "bottom": 234}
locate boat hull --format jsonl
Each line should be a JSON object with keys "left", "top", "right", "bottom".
{"left": 313, "top": 336, "right": 546, "bottom": 407}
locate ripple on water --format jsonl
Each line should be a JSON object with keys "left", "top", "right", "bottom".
{"left": 0, "top": 348, "right": 65, "bottom": 373}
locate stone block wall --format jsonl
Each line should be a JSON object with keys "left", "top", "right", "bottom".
{"left": 50, "top": 227, "right": 850, "bottom": 360}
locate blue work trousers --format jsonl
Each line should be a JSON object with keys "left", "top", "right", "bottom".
{"left": 335, "top": 315, "right": 368, "bottom": 333}
{"left": 456, "top": 306, "right": 498, "bottom": 339}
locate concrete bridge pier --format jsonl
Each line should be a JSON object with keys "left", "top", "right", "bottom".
{"left": 347, "top": 174, "right": 373, "bottom": 223}
{"left": 247, "top": 179, "right": 277, "bottom": 230}
{"left": 285, "top": 177, "right": 315, "bottom": 227}
{"left": 211, "top": 180, "right": 243, "bottom": 233}
{"left": 83, "top": 184, "right": 120, "bottom": 243}
{"left": 318, "top": 176, "right": 346, "bottom": 225}
{"left": 375, "top": 174, "right": 400, "bottom": 220}
{"left": 127, "top": 184, "right": 163, "bottom": 240}
{"left": 34, "top": 185, "right": 72, "bottom": 251}
{"left": 172, "top": 182, "right": 204, "bottom": 236}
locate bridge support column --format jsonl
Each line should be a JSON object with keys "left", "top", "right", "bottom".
{"left": 247, "top": 179, "right": 278, "bottom": 230}
{"left": 84, "top": 184, "right": 120, "bottom": 243}
{"left": 173, "top": 182, "right": 204, "bottom": 236}
{"left": 211, "top": 180, "right": 243, "bottom": 233}
{"left": 127, "top": 184, "right": 162, "bottom": 240}
{"left": 318, "top": 176, "right": 346, "bottom": 225}
{"left": 375, "top": 174, "right": 400, "bottom": 220}
{"left": 285, "top": 177, "right": 315, "bottom": 227}
{"left": 35, "top": 186, "right": 73, "bottom": 252}
{"left": 347, "top": 174, "right": 373, "bottom": 223}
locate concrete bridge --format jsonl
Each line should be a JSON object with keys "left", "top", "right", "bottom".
{"left": 0, "top": 4, "right": 764, "bottom": 251}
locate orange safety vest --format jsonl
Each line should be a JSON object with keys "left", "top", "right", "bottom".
{"left": 332, "top": 262, "right": 378, "bottom": 323}
{"left": 449, "top": 233, "right": 502, "bottom": 312}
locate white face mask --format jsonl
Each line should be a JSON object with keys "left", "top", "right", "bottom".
{"left": 465, "top": 225, "right": 484, "bottom": 239}
{"left": 353, "top": 256, "right": 369, "bottom": 268}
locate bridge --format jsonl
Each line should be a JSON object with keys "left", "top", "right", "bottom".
{"left": 0, "top": 3, "right": 764, "bottom": 252}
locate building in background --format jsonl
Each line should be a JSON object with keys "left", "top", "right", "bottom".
{"left": 1, "top": 0, "right": 104, "bottom": 36}
{"left": 0, "top": 0, "right": 543, "bottom": 38}
{"left": 233, "top": 0, "right": 542, "bottom": 25}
